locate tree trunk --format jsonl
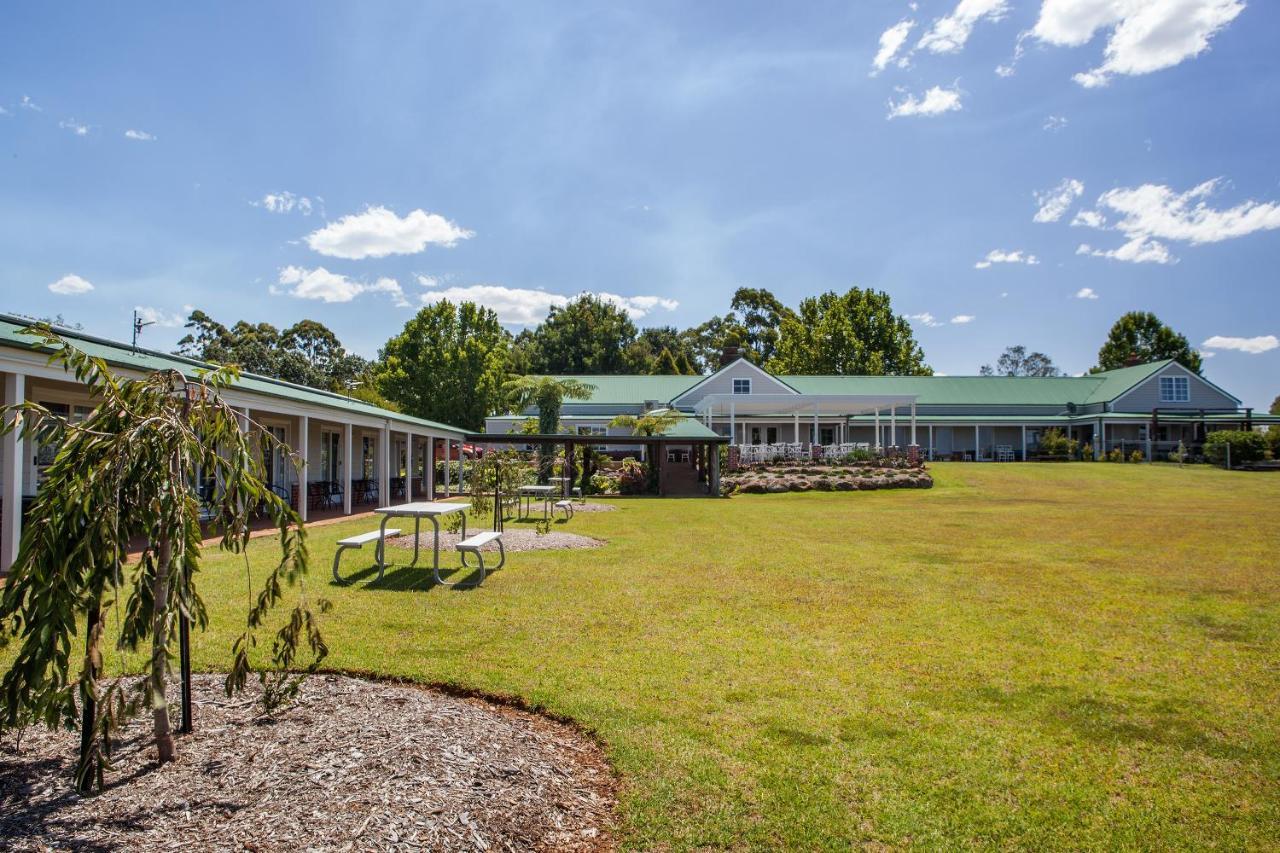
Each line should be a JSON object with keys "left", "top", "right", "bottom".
{"left": 151, "top": 532, "right": 176, "bottom": 763}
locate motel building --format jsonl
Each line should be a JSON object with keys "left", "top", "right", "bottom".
{"left": 1, "top": 315, "right": 471, "bottom": 575}
{"left": 488, "top": 346, "right": 1274, "bottom": 467}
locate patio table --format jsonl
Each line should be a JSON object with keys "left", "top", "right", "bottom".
{"left": 373, "top": 501, "right": 469, "bottom": 585}
{"left": 517, "top": 485, "right": 555, "bottom": 521}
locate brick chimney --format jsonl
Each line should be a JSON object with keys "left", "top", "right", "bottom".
{"left": 719, "top": 344, "right": 745, "bottom": 367}
{"left": 1124, "top": 352, "right": 1142, "bottom": 367}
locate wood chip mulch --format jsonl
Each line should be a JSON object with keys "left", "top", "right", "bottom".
{"left": 0, "top": 674, "right": 617, "bottom": 852}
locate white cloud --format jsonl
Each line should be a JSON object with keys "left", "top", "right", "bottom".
{"left": 887, "top": 84, "right": 963, "bottom": 118}
{"left": 1075, "top": 178, "right": 1280, "bottom": 263}
{"left": 20, "top": 95, "right": 40, "bottom": 112}
{"left": 1071, "top": 209, "right": 1106, "bottom": 228}
{"left": 253, "top": 191, "right": 318, "bottom": 216}
{"left": 133, "top": 305, "right": 186, "bottom": 327}
{"left": 1075, "top": 287, "right": 1099, "bottom": 299}
{"left": 918, "top": 0, "right": 1010, "bottom": 54}
{"left": 124, "top": 129, "right": 155, "bottom": 141}
{"left": 418, "top": 285, "right": 678, "bottom": 325}
{"left": 1027, "top": 0, "right": 1245, "bottom": 88}
{"left": 0, "top": 105, "right": 9, "bottom": 117}
{"left": 1043, "top": 114, "right": 1069, "bottom": 131}
{"left": 48, "top": 274, "right": 94, "bottom": 295}
{"left": 1201, "top": 334, "right": 1279, "bottom": 354}
{"left": 274, "top": 266, "right": 408, "bottom": 306}
{"left": 908, "top": 312, "right": 944, "bottom": 327}
{"left": 871, "top": 19, "right": 915, "bottom": 74}
{"left": 1202, "top": 351, "right": 1216, "bottom": 358}
{"left": 305, "top": 205, "right": 473, "bottom": 259}
{"left": 416, "top": 274, "right": 441, "bottom": 288}
{"left": 975, "top": 249, "right": 1039, "bottom": 269}
{"left": 58, "top": 118, "right": 90, "bottom": 136}
{"left": 950, "top": 314, "right": 975, "bottom": 324}
{"left": 1034, "top": 178, "right": 1084, "bottom": 223}
{"left": 1076, "top": 238, "right": 1173, "bottom": 264}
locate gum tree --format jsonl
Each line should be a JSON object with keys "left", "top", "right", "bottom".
{"left": 0, "top": 327, "right": 327, "bottom": 791}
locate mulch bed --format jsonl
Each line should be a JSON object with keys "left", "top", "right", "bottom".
{"left": 388, "top": 529, "right": 605, "bottom": 553}
{"left": 0, "top": 674, "right": 617, "bottom": 852}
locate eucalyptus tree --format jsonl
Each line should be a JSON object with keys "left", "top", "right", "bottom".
{"left": 0, "top": 327, "right": 327, "bottom": 791}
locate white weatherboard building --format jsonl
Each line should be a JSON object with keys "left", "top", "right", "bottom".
{"left": 488, "top": 350, "right": 1274, "bottom": 462}
{"left": 0, "top": 315, "right": 471, "bottom": 575}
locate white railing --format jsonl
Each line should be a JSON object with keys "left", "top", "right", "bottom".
{"left": 735, "top": 442, "right": 874, "bottom": 463}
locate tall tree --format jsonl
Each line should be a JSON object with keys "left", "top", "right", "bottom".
{"left": 680, "top": 313, "right": 745, "bottom": 374}
{"left": 1094, "top": 311, "right": 1203, "bottom": 374}
{"left": 1271, "top": 395, "right": 1280, "bottom": 416}
{"left": 624, "top": 326, "right": 699, "bottom": 374}
{"left": 376, "top": 301, "right": 510, "bottom": 430}
{"left": 979, "top": 345, "right": 1062, "bottom": 377}
{"left": 769, "top": 287, "right": 932, "bottom": 375}
{"left": 731, "top": 287, "right": 794, "bottom": 365}
{"left": 651, "top": 348, "right": 681, "bottom": 375}
{"left": 0, "top": 327, "right": 324, "bottom": 790}
{"left": 525, "top": 295, "right": 639, "bottom": 374}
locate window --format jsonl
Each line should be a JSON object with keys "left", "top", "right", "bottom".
{"left": 766, "top": 426, "right": 778, "bottom": 444}
{"left": 1159, "top": 375, "right": 1189, "bottom": 403}
{"left": 732, "top": 378, "right": 751, "bottom": 395}
{"left": 319, "top": 431, "right": 341, "bottom": 482}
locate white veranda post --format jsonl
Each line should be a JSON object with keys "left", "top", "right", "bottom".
{"left": 426, "top": 436, "right": 436, "bottom": 498}
{"left": 405, "top": 432, "right": 414, "bottom": 501}
{"left": 343, "top": 422, "right": 353, "bottom": 515}
{"left": 890, "top": 407, "right": 897, "bottom": 448}
{"left": 1021, "top": 425, "right": 1027, "bottom": 462}
{"left": 974, "top": 424, "right": 980, "bottom": 461}
{"left": 378, "top": 425, "right": 390, "bottom": 507}
{"left": 2, "top": 371, "right": 26, "bottom": 573}
{"left": 729, "top": 402, "right": 736, "bottom": 447}
{"left": 298, "top": 415, "right": 310, "bottom": 522}
{"left": 874, "top": 409, "right": 880, "bottom": 451}
{"left": 910, "top": 402, "right": 917, "bottom": 447}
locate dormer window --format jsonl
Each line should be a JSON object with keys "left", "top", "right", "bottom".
{"left": 732, "top": 378, "right": 751, "bottom": 395}
{"left": 1159, "top": 375, "right": 1189, "bottom": 403}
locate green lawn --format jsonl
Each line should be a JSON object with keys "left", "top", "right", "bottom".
{"left": 185, "top": 464, "right": 1279, "bottom": 848}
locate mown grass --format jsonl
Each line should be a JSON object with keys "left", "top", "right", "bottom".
{"left": 116, "top": 465, "right": 1280, "bottom": 847}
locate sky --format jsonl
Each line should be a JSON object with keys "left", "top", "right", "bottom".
{"left": 1, "top": 1, "right": 1278, "bottom": 408}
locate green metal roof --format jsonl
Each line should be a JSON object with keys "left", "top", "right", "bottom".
{"left": 543, "top": 374, "right": 702, "bottom": 405}
{"left": 656, "top": 416, "right": 722, "bottom": 438}
{"left": 0, "top": 315, "right": 468, "bottom": 435}
{"left": 550, "top": 361, "right": 1185, "bottom": 409}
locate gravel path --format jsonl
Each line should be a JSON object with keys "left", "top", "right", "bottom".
{"left": 389, "top": 529, "right": 605, "bottom": 552}
{"left": 0, "top": 674, "right": 616, "bottom": 852}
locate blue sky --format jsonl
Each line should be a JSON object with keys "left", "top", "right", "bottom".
{"left": 2, "top": 1, "right": 1278, "bottom": 407}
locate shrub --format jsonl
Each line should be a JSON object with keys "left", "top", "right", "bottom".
{"left": 1080, "top": 442, "right": 1093, "bottom": 460}
{"left": 1106, "top": 449, "right": 1123, "bottom": 463}
{"left": 1038, "top": 428, "right": 1078, "bottom": 459}
{"left": 1265, "top": 429, "right": 1280, "bottom": 459}
{"left": 1168, "top": 440, "right": 1189, "bottom": 464}
{"left": 590, "top": 472, "right": 620, "bottom": 495}
{"left": 617, "top": 457, "right": 649, "bottom": 494}
{"left": 1129, "top": 450, "right": 1145, "bottom": 464}
{"left": 1203, "top": 430, "right": 1267, "bottom": 468}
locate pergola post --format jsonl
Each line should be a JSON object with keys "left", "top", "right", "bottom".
{"left": 710, "top": 442, "right": 721, "bottom": 495}
{"left": 298, "top": 415, "right": 310, "bottom": 521}
{"left": 2, "top": 371, "right": 26, "bottom": 574}
{"left": 343, "top": 422, "right": 353, "bottom": 515}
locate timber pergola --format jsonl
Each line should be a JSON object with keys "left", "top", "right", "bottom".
{"left": 464, "top": 432, "right": 730, "bottom": 497}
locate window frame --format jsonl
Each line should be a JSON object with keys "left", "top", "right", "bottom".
{"left": 1159, "top": 375, "right": 1190, "bottom": 403}
{"left": 732, "top": 378, "right": 751, "bottom": 395}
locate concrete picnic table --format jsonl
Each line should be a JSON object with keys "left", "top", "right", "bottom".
{"left": 373, "top": 501, "right": 469, "bottom": 585}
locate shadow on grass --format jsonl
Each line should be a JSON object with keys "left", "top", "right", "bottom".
{"left": 330, "top": 561, "right": 489, "bottom": 593}
{"left": 971, "top": 683, "right": 1252, "bottom": 762}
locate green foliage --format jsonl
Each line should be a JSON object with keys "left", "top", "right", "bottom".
{"left": 1271, "top": 396, "right": 1280, "bottom": 416}
{"left": 1094, "top": 311, "right": 1203, "bottom": 374}
{"left": 979, "top": 345, "right": 1061, "bottom": 377}
{"left": 1129, "top": 450, "right": 1145, "bottom": 463}
{"left": 0, "top": 327, "right": 326, "bottom": 790}
{"left": 681, "top": 313, "right": 745, "bottom": 374}
{"left": 610, "top": 408, "right": 683, "bottom": 437}
{"left": 1106, "top": 448, "right": 1124, "bottom": 462}
{"left": 1203, "top": 430, "right": 1267, "bottom": 467}
{"left": 376, "top": 301, "right": 510, "bottom": 430}
{"left": 1266, "top": 429, "right": 1280, "bottom": 458}
{"left": 520, "top": 294, "right": 639, "bottom": 374}
{"left": 1038, "top": 428, "right": 1078, "bottom": 458}
{"left": 731, "top": 287, "right": 794, "bottom": 365}
{"left": 617, "top": 457, "right": 649, "bottom": 495}
{"left": 769, "top": 287, "right": 932, "bottom": 375}
{"left": 1081, "top": 442, "right": 1094, "bottom": 460}
{"left": 651, "top": 348, "right": 681, "bottom": 375}
{"left": 1169, "top": 440, "right": 1189, "bottom": 464}
{"left": 176, "top": 310, "right": 369, "bottom": 391}
{"left": 503, "top": 376, "right": 596, "bottom": 435}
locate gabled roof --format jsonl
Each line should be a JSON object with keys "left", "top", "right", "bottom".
{"left": 1077, "top": 359, "right": 1171, "bottom": 404}
{"left": 670, "top": 357, "right": 800, "bottom": 404}
{"left": 0, "top": 315, "right": 469, "bottom": 435}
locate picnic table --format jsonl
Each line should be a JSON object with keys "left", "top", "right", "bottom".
{"left": 373, "top": 501, "right": 469, "bottom": 585}
{"left": 517, "top": 485, "right": 555, "bottom": 521}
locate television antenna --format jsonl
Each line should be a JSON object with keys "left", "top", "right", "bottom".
{"left": 132, "top": 310, "right": 155, "bottom": 351}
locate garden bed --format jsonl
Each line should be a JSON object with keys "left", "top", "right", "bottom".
{"left": 0, "top": 674, "right": 616, "bottom": 852}
{"left": 723, "top": 461, "right": 932, "bottom": 494}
